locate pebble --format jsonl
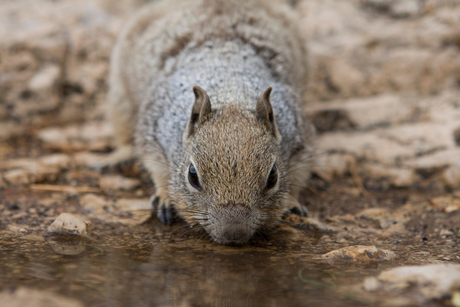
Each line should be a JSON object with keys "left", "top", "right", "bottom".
{"left": 322, "top": 245, "right": 397, "bottom": 262}
{"left": 46, "top": 213, "right": 92, "bottom": 237}
{"left": 364, "top": 263, "right": 460, "bottom": 300}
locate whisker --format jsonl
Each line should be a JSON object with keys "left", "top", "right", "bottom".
{"left": 178, "top": 228, "right": 198, "bottom": 238}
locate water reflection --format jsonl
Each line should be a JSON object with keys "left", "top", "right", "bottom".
{"left": 0, "top": 222, "right": 372, "bottom": 307}
{"left": 45, "top": 234, "right": 88, "bottom": 256}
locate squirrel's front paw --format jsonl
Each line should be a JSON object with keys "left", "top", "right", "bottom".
{"left": 150, "top": 194, "right": 176, "bottom": 225}
{"left": 285, "top": 194, "right": 308, "bottom": 217}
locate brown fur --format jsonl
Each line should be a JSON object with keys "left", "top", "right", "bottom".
{"left": 103, "top": 0, "right": 315, "bottom": 244}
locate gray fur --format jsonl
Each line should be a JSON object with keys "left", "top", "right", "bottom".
{"left": 108, "top": 0, "right": 315, "bottom": 244}
{"left": 137, "top": 41, "right": 307, "bottom": 164}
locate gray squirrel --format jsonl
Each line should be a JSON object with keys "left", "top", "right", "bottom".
{"left": 102, "top": 0, "right": 315, "bottom": 244}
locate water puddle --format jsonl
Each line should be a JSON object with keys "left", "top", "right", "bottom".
{"left": 1, "top": 184, "right": 458, "bottom": 306}
{"left": 0, "top": 215, "right": 411, "bottom": 307}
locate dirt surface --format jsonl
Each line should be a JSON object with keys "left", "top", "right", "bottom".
{"left": 1, "top": 0, "right": 460, "bottom": 306}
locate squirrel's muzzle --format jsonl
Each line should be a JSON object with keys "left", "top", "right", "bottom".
{"left": 209, "top": 203, "right": 257, "bottom": 244}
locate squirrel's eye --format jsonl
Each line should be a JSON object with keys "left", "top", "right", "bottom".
{"left": 188, "top": 164, "right": 201, "bottom": 190}
{"left": 266, "top": 165, "right": 278, "bottom": 190}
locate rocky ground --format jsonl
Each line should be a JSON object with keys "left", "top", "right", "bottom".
{"left": 1, "top": 0, "right": 460, "bottom": 306}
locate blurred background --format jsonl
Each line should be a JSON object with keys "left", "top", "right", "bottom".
{"left": 1, "top": 0, "right": 460, "bottom": 190}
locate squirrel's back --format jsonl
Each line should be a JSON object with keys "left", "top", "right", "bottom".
{"left": 111, "top": 0, "right": 307, "bottom": 107}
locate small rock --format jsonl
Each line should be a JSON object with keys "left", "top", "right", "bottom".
{"left": 0, "top": 158, "right": 40, "bottom": 170}
{"left": 7, "top": 225, "right": 28, "bottom": 234}
{"left": 38, "top": 123, "right": 113, "bottom": 151}
{"left": 407, "top": 149, "right": 460, "bottom": 173}
{"left": 0, "top": 157, "right": 62, "bottom": 185}
{"left": 3, "top": 169, "right": 30, "bottom": 185}
{"left": 358, "top": 208, "right": 396, "bottom": 229}
{"left": 38, "top": 154, "right": 72, "bottom": 169}
{"left": 322, "top": 245, "right": 397, "bottom": 262}
{"left": 79, "top": 195, "right": 151, "bottom": 225}
{"left": 306, "top": 94, "right": 412, "bottom": 129}
{"left": 100, "top": 175, "right": 140, "bottom": 191}
{"left": 381, "top": 123, "right": 456, "bottom": 154}
{"left": 46, "top": 213, "right": 92, "bottom": 237}
{"left": 37, "top": 128, "right": 72, "bottom": 151}
{"left": 0, "top": 287, "right": 84, "bottom": 307}
{"left": 113, "top": 198, "right": 151, "bottom": 225}
{"left": 363, "top": 277, "right": 381, "bottom": 292}
{"left": 367, "top": 263, "right": 460, "bottom": 301}
{"left": 317, "top": 131, "right": 416, "bottom": 165}
{"left": 114, "top": 198, "right": 151, "bottom": 212}
{"left": 312, "top": 154, "right": 354, "bottom": 182}
{"left": 284, "top": 214, "right": 333, "bottom": 232}
{"left": 364, "top": 163, "right": 416, "bottom": 188}
{"left": 79, "top": 193, "right": 111, "bottom": 214}
{"left": 442, "top": 164, "right": 460, "bottom": 189}
{"left": 440, "top": 229, "right": 454, "bottom": 236}
{"left": 429, "top": 196, "right": 460, "bottom": 213}
{"left": 303, "top": 217, "right": 331, "bottom": 231}
{"left": 73, "top": 152, "right": 108, "bottom": 167}
{"left": 28, "top": 64, "right": 60, "bottom": 91}
{"left": 390, "top": 0, "right": 421, "bottom": 18}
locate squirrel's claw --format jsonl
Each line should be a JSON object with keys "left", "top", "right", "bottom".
{"left": 158, "top": 203, "right": 176, "bottom": 225}
{"left": 151, "top": 195, "right": 176, "bottom": 225}
{"left": 290, "top": 205, "right": 309, "bottom": 217}
{"left": 286, "top": 195, "right": 309, "bottom": 217}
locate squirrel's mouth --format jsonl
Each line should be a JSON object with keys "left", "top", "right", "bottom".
{"left": 204, "top": 204, "right": 258, "bottom": 245}
{"left": 209, "top": 224, "right": 256, "bottom": 245}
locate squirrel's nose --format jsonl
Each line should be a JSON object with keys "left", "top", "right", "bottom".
{"left": 211, "top": 203, "right": 256, "bottom": 244}
{"left": 222, "top": 226, "right": 250, "bottom": 242}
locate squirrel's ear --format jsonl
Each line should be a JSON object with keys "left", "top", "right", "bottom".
{"left": 184, "top": 85, "right": 212, "bottom": 140}
{"left": 256, "top": 86, "right": 281, "bottom": 141}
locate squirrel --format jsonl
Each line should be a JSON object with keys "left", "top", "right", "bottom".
{"left": 103, "top": 0, "right": 315, "bottom": 244}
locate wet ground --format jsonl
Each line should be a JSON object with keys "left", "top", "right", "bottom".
{"left": 1, "top": 141, "right": 459, "bottom": 306}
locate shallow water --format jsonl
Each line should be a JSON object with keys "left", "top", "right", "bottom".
{"left": 1, "top": 236, "right": 342, "bottom": 306}
{"left": 1, "top": 182, "right": 459, "bottom": 307}
{"left": 0, "top": 216, "right": 426, "bottom": 307}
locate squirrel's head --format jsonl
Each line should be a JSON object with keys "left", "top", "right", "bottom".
{"left": 173, "top": 86, "right": 288, "bottom": 244}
